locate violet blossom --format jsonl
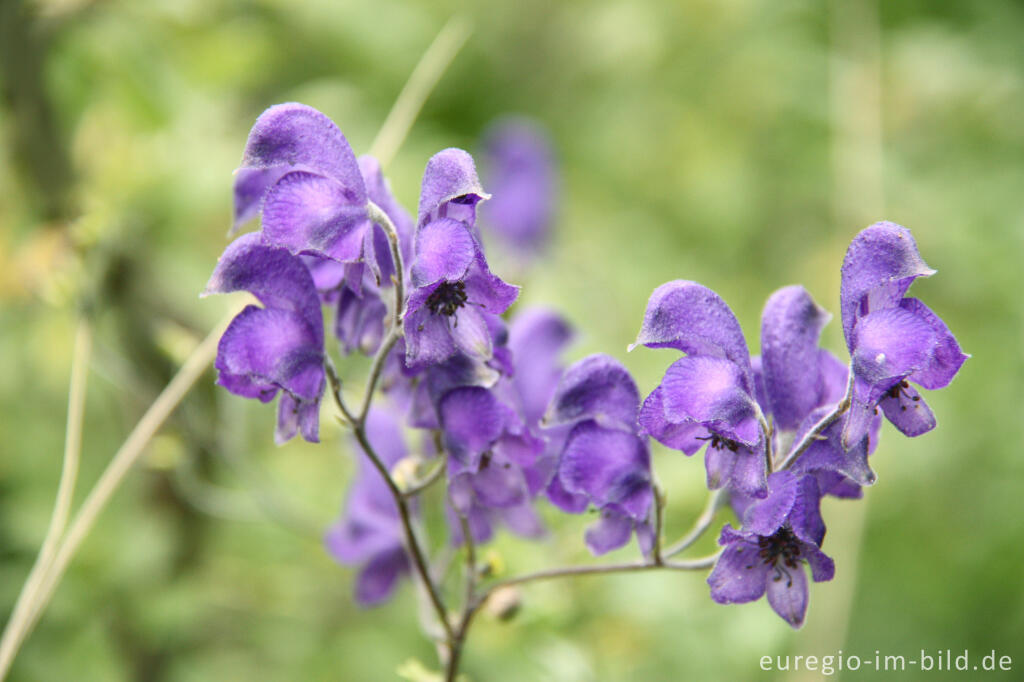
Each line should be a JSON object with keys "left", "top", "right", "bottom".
{"left": 839, "top": 222, "right": 968, "bottom": 448}
{"left": 202, "top": 233, "right": 325, "bottom": 444}
{"left": 708, "top": 470, "right": 834, "bottom": 628}
{"left": 542, "top": 355, "right": 654, "bottom": 555}
{"left": 634, "top": 280, "right": 768, "bottom": 498}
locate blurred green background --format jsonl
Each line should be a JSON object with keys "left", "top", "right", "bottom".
{"left": 1, "top": 0, "right": 1022, "bottom": 680}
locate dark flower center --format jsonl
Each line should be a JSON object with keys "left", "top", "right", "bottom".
{"left": 886, "top": 379, "right": 922, "bottom": 412}
{"left": 754, "top": 526, "right": 802, "bottom": 587}
{"left": 426, "top": 281, "right": 468, "bottom": 316}
{"left": 697, "top": 432, "right": 740, "bottom": 452}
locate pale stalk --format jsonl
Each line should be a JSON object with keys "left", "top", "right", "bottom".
{"left": 12, "top": 312, "right": 233, "bottom": 669}
{"left": 663, "top": 488, "right": 726, "bottom": 559}
{"left": 369, "top": 16, "right": 472, "bottom": 168}
{"left": 0, "top": 320, "right": 91, "bottom": 679}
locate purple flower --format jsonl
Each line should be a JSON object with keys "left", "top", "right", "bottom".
{"left": 839, "top": 222, "right": 968, "bottom": 448}
{"left": 479, "top": 118, "right": 557, "bottom": 256}
{"left": 759, "top": 285, "right": 879, "bottom": 493}
{"left": 439, "top": 386, "right": 546, "bottom": 544}
{"left": 403, "top": 218, "right": 519, "bottom": 368}
{"left": 325, "top": 409, "right": 411, "bottom": 607}
{"left": 543, "top": 354, "right": 654, "bottom": 555}
{"left": 203, "top": 233, "right": 325, "bottom": 444}
{"left": 417, "top": 148, "right": 490, "bottom": 234}
{"left": 233, "top": 103, "right": 379, "bottom": 266}
{"left": 708, "top": 470, "right": 834, "bottom": 628}
{"left": 634, "top": 281, "right": 768, "bottom": 498}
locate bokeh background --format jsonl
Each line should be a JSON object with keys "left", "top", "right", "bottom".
{"left": 1, "top": 0, "right": 1022, "bottom": 680}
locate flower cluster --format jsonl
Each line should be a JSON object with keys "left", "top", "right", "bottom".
{"left": 206, "top": 103, "right": 966, "bottom": 635}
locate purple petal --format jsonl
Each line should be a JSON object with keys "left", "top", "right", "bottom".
{"left": 479, "top": 118, "right": 556, "bottom": 254}
{"left": 450, "top": 307, "right": 495, "bottom": 361}
{"left": 498, "top": 503, "right": 546, "bottom": 539}
{"left": 334, "top": 284, "right": 386, "bottom": 355}
{"left": 559, "top": 421, "right": 651, "bottom": 516}
{"left": 275, "top": 392, "right": 320, "bottom": 445}
{"left": 851, "top": 307, "right": 936, "bottom": 388}
{"left": 708, "top": 533, "right": 770, "bottom": 604}
{"left": 508, "top": 308, "right": 574, "bottom": 425}
{"left": 802, "top": 543, "right": 836, "bottom": 582}
{"left": 638, "top": 387, "right": 709, "bottom": 455}
{"left": 766, "top": 562, "right": 808, "bottom": 629}
{"left": 760, "top": 285, "right": 832, "bottom": 430}
{"left": 359, "top": 155, "right": 414, "bottom": 274}
{"left": 899, "top": 298, "right": 968, "bottom": 390}
{"left": 261, "top": 170, "right": 370, "bottom": 261}
{"left": 790, "top": 407, "right": 876, "bottom": 487}
{"left": 462, "top": 253, "right": 520, "bottom": 315}
{"left": 354, "top": 547, "right": 408, "bottom": 607}
{"left": 840, "top": 221, "right": 935, "bottom": 345}
{"left": 240, "top": 103, "right": 366, "bottom": 200}
{"left": 546, "top": 470, "right": 590, "bottom": 513}
{"left": 879, "top": 386, "right": 936, "bottom": 437}
{"left": 660, "top": 356, "right": 759, "bottom": 445}
{"left": 439, "top": 387, "right": 510, "bottom": 468}
{"left": 418, "top": 148, "right": 489, "bottom": 229}
{"left": 204, "top": 233, "right": 323, "bottom": 341}
{"left": 742, "top": 470, "right": 798, "bottom": 538}
{"left": 841, "top": 378, "right": 879, "bottom": 449}
{"left": 786, "top": 475, "right": 826, "bottom": 546}
{"left": 818, "top": 350, "right": 849, "bottom": 406}
{"left": 470, "top": 453, "right": 528, "bottom": 509}
{"left": 233, "top": 166, "right": 288, "bottom": 229}
{"left": 584, "top": 509, "right": 633, "bottom": 556}
{"left": 543, "top": 354, "right": 641, "bottom": 431}
{"left": 411, "top": 218, "right": 477, "bottom": 286}
{"left": 705, "top": 441, "right": 766, "bottom": 498}
{"left": 216, "top": 305, "right": 324, "bottom": 404}
{"left": 631, "top": 280, "right": 753, "bottom": 384}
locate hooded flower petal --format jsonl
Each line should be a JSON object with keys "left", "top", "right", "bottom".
{"left": 559, "top": 421, "right": 652, "bottom": 519}
{"left": 439, "top": 386, "right": 511, "bottom": 469}
{"left": 851, "top": 307, "right": 936, "bottom": 389}
{"left": 660, "top": 355, "right": 760, "bottom": 445}
{"left": 543, "top": 354, "right": 641, "bottom": 431}
{"left": 760, "top": 285, "right": 832, "bottom": 431}
{"left": 411, "top": 218, "right": 477, "bottom": 285}
{"left": 631, "top": 280, "right": 753, "bottom": 386}
{"left": 840, "top": 221, "right": 935, "bottom": 346}
{"left": 637, "top": 387, "right": 709, "bottom": 455}
{"left": 234, "top": 103, "right": 366, "bottom": 229}
{"left": 790, "top": 407, "right": 876, "bottom": 488}
{"left": 418, "top": 148, "right": 490, "bottom": 229}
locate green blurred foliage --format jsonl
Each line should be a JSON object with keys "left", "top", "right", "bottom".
{"left": 1, "top": 0, "right": 1022, "bottom": 680}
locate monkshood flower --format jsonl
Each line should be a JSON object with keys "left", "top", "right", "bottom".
{"left": 439, "top": 386, "right": 546, "bottom": 544}
{"left": 708, "top": 470, "right": 834, "bottom": 629}
{"left": 759, "top": 285, "right": 879, "bottom": 492}
{"left": 403, "top": 218, "right": 518, "bottom": 368}
{"left": 839, "top": 222, "right": 968, "bottom": 448}
{"left": 202, "top": 233, "right": 325, "bottom": 444}
{"left": 479, "top": 118, "right": 557, "bottom": 256}
{"left": 634, "top": 281, "right": 768, "bottom": 498}
{"left": 233, "top": 103, "right": 383, "bottom": 269}
{"left": 543, "top": 355, "right": 654, "bottom": 555}
{"left": 417, "top": 148, "right": 490, "bottom": 234}
{"left": 325, "top": 409, "right": 411, "bottom": 607}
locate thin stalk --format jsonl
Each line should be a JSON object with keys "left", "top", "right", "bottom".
{"left": 401, "top": 455, "right": 447, "bottom": 498}
{"left": 443, "top": 552, "right": 721, "bottom": 680}
{"left": 16, "top": 312, "right": 233, "bottom": 659}
{"left": 348, "top": 422, "right": 453, "bottom": 640}
{"left": 0, "top": 320, "right": 91, "bottom": 679}
{"left": 663, "top": 488, "right": 726, "bottom": 559}
{"left": 777, "top": 368, "right": 855, "bottom": 471}
{"left": 369, "top": 16, "right": 472, "bottom": 169}
{"left": 651, "top": 482, "right": 666, "bottom": 565}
